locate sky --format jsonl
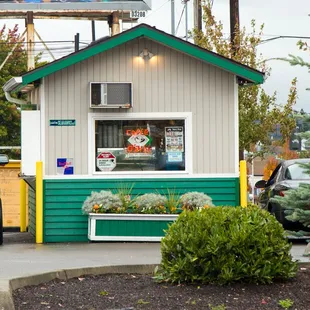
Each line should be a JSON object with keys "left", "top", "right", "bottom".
{"left": 1, "top": 0, "right": 310, "bottom": 111}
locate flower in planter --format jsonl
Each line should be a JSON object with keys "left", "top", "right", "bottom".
{"left": 134, "top": 193, "right": 168, "bottom": 214}
{"left": 180, "top": 192, "right": 214, "bottom": 211}
{"left": 82, "top": 190, "right": 123, "bottom": 214}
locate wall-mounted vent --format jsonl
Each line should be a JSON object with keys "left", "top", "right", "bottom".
{"left": 90, "top": 82, "right": 132, "bottom": 108}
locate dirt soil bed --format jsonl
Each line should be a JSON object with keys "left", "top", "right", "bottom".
{"left": 13, "top": 267, "right": 310, "bottom": 310}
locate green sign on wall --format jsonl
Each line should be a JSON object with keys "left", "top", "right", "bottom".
{"left": 50, "top": 120, "right": 76, "bottom": 127}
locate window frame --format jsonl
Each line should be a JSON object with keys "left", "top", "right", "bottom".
{"left": 88, "top": 112, "right": 193, "bottom": 176}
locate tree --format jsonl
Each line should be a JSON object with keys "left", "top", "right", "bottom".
{"left": 0, "top": 25, "right": 28, "bottom": 158}
{"left": 271, "top": 161, "right": 310, "bottom": 239}
{"left": 0, "top": 25, "right": 47, "bottom": 159}
{"left": 191, "top": 2, "right": 297, "bottom": 159}
{"left": 279, "top": 40, "right": 310, "bottom": 91}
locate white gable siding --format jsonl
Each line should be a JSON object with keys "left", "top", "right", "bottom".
{"left": 43, "top": 37, "right": 236, "bottom": 175}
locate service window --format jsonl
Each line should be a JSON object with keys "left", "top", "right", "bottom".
{"left": 94, "top": 119, "right": 186, "bottom": 172}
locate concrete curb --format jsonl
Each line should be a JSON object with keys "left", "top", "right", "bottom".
{"left": 0, "top": 264, "right": 158, "bottom": 310}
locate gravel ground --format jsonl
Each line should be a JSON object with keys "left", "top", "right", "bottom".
{"left": 13, "top": 267, "right": 310, "bottom": 310}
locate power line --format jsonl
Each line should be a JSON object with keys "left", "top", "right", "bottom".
{"left": 260, "top": 35, "right": 310, "bottom": 44}
{"left": 176, "top": 3, "right": 186, "bottom": 35}
{"left": 138, "top": 0, "right": 170, "bottom": 22}
{"left": 0, "top": 40, "right": 88, "bottom": 45}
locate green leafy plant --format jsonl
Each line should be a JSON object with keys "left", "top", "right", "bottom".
{"left": 82, "top": 191, "right": 123, "bottom": 214}
{"left": 137, "top": 299, "right": 150, "bottom": 305}
{"left": 99, "top": 291, "right": 109, "bottom": 296}
{"left": 156, "top": 207, "right": 297, "bottom": 285}
{"left": 278, "top": 298, "right": 294, "bottom": 309}
{"left": 114, "top": 183, "right": 137, "bottom": 210}
{"left": 209, "top": 304, "right": 226, "bottom": 310}
{"left": 180, "top": 191, "right": 214, "bottom": 211}
{"left": 134, "top": 193, "right": 168, "bottom": 214}
{"left": 163, "top": 188, "right": 181, "bottom": 214}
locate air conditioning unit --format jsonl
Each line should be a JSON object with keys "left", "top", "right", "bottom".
{"left": 90, "top": 82, "right": 132, "bottom": 108}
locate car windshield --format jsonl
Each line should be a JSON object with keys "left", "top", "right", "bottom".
{"left": 284, "top": 163, "right": 310, "bottom": 180}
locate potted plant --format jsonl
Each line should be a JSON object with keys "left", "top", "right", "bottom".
{"left": 83, "top": 189, "right": 213, "bottom": 242}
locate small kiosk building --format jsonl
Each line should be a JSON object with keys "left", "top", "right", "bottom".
{"left": 3, "top": 24, "right": 264, "bottom": 243}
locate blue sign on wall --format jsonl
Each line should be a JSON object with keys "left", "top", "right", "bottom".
{"left": 50, "top": 120, "right": 76, "bottom": 127}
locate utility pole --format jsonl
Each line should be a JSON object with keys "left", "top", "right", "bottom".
{"left": 171, "top": 0, "right": 175, "bottom": 35}
{"left": 112, "top": 11, "right": 120, "bottom": 36}
{"left": 26, "top": 11, "right": 35, "bottom": 71}
{"left": 230, "top": 0, "right": 240, "bottom": 54}
{"left": 91, "top": 20, "right": 96, "bottom": 42}
{"left": 193, "top": 0, "right": 202, "bottom": 31}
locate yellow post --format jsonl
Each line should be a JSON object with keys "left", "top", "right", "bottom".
{"left": 20, "top": 180, "right": 27, "bottom": 232}
{"left": 240, "top": 160, "right": 247, "bottom": 207}
{"left": 36, "top": 161, "right": 43, "bottom": 244}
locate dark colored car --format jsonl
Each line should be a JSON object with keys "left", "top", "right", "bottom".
{"left": 255, "top": 158, "right": 310, "bottom": 231}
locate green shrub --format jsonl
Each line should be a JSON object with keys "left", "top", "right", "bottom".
{"left": 180, "top": 192, "right": 214, "bottom": 210}
{"left": 134, "top": 193, "right": 168, "bottom": 214}
{"left": 82, "top": 190, "right": 123, "bottom": 214}
{"left": 157, "top": 206, "right": 297, "bottom": 285}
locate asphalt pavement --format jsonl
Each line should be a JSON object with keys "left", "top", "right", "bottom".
{"left": 0, "top": 233, "right": 309, "bottom": 310}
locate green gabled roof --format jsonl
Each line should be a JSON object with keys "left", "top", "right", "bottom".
{"left": 6, "top": 23, "right": 264, "bottom": 92}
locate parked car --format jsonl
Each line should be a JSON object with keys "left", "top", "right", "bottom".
{"left": 0, "top": 154, "right": 9, "bottom": 245}
{"left": 255, "top": 158, "right": 310, "bottom": 231}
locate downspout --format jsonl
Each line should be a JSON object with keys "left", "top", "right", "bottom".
{"left": 4, "top": 91, "right": 27, "bottom": 106}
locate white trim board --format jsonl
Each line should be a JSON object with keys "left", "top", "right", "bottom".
{"left": 43, "top": 173, "right": 239, "bottom": 180}
{"left": 40, "top": 78, "right": 46, "bottom": 176}
{"left": 88, "top": 112, "right": 193, "bottom": 176}
{"left": 234, "top": 77, "right": 239, "bottom": 175}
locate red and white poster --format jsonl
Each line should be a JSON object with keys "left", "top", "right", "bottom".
{"left": 96, "top": 152, "right": 116, "bottom": 171}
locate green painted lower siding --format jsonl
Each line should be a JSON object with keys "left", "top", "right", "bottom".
{"left": 43, "top": 177, "right": 240, "bottom": 243}
{"left": 96, "top": 220, "right": 173, "bottom": 237}
{"left": 28, "top": 187, "right": 36, "bottom": 237}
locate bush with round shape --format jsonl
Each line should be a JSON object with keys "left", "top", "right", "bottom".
{"left": 134, "top": 193, "right": 168, "bottom": 214}
{"left": 82, "top": 190, "right": 123, "bottom": 214}
{"left": 157, "top": 206, "right": 297, "bottom": 285}
{"left": 180, "top": 191, "right": 214, "bottom": 210}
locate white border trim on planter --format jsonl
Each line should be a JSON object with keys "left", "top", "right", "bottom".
{"left": 89, "top": 213, "right": 179, "bottom": 221}
{"left": 88, "top": 213, "right": 178, "bottom": 242}
{"left": 88, "top": 112, "right": 193, "bottom": 176}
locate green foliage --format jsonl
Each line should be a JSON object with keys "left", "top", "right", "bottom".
{"left": 208, "top": 304, "right": 226, "bottom": 310}
{"left": 180, "top": 191, "right": 214, "bottom": 210}
{"left": 162, "top": 188, "right": 180, "bottom": 214}
{"left": 156, "top": 207, "right": 297, "bottom": 285}
{"left": 278, "top": 298, "right": 294, "bottom": 310}
{"left": 99, "top": 291, "right": 109, "bottom": 296}
{"left": 137, "top": 299, "right": 150, "bottom": 305}
{"left": 0, "top": 25, "right": 46, "bottom": 157}
{"left": 191, "top": 2, "right": 297, "bottom": 155}
{"left": 271, "top": 167, "right": 310, "bottom": 229}
{"left": 134, "top": 193, "right": 168, "bottom": 214}
{"left": 82, "top": 191, "right": 123, "bottom": 214}
{"left": 113, "top": 183, "right": 137, "bottom": 210}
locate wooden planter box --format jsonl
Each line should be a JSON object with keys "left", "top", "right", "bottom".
{"left": 88, "top": 213, "right": 178, "bottom": 242}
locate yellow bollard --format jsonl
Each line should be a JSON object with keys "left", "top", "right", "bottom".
{"left": 20, "top": 180, "right": 27, "bottom": 232}
{"left": 36, "top": 161, "right": 43, "bottom": 244}
{"left": 240, "top": 160, "right": 247, "bottom": 208}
